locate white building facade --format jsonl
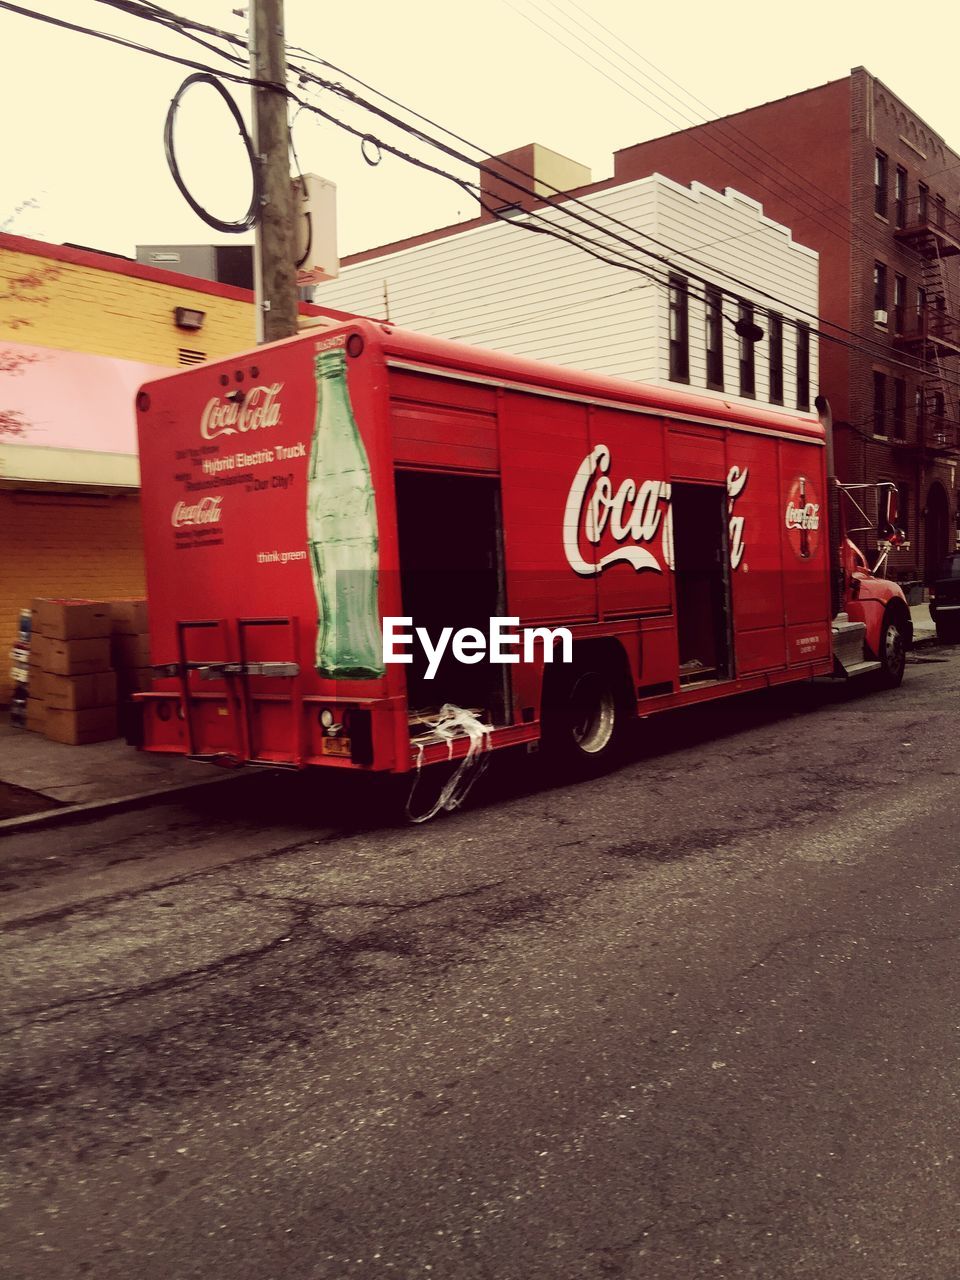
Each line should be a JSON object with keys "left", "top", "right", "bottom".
{"left": 313, "top": 173, "right": 819, "bottom": 415}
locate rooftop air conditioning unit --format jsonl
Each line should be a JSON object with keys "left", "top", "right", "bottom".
{"left": 874, "top": 309, "right": 889, "bottom": 325}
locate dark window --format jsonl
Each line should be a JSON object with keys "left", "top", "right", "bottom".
{"left": 873, "top": 261, "right": 887, "bottom": 318}
{"left": 934, "top": 194, "right": 946, "bottom": 228}
{"left": 704, "top": 285, "right": 723, "bottom": 390}
{"left": 874, "top": 150, "right": 888, "bottom": 216}
{"left": 893, "top": 274, "right": 906, "bottom": 332}
{"left": 873, "top": 371, "right": 887, "bottom": 435}
{"left": 768, "top": 312, "right": 783, "bottom": 404}
{"left": 668, "top": 274, "right": 689, "bottom": 383}
{"left": 917, "top": 285, "right": 926, "bottom": 321}
{"left": 915, "top": 386, "right": 925, "bottom": 428}
{"left": 796, "top": 322, "right": 810, "bottom": 411}
{"left": 934, "top": 389, "right": 946, "bottom": 418}
{"left": 918, "top": 182, "right": 929, "bottom": 221}
{"left": 895, "top": 166, "right": 907, "bottom": 228}
{"left": 893, "top": 377, "right": 906, "bottom": 439}
{"left": 738, "top": 301, "right": 756, "bottom": 398}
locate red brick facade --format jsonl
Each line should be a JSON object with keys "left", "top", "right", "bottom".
{"left": 609, "top": 68, "right": 960, "bottom": 582}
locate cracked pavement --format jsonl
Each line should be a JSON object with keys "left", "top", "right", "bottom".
{"left": 2, "top": 652, "right": 960, "bottom": 1278}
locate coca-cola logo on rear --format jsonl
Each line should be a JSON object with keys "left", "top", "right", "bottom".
{"left": 200, "top": 383, "right": 284, "bottom": 441}
{"left": 172, "top": 496, "right": 223, "bottom": 527}
{"left": 784, "top": 476, "right": 821, "bottom": 559}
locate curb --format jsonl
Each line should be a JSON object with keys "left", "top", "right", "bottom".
{"left": 0, "top": 768, "right": 266, "bottom": 838}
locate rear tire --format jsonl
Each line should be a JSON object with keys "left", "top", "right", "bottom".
{"left": 542, "top": 658, "right": 631, "bottom": 774}
{"left": 877, "top": 609, "right": 907, "bottom": 688}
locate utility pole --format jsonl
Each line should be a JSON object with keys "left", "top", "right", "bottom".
{"left": 249, "top": 0, "right": 299, "bottom": 343}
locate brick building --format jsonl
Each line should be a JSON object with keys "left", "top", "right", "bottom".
{"left": 591, "top": 67, "right": 960, "bottom": 582}
{"left": 0, "top": 234, "right": 264, "bottom": 702}
{"left": 318, "top": 69, "right": 959, "bottom": 583}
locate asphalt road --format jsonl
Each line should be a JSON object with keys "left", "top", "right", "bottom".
{"left": 2, "top": 652, "right": 960, "bottom": 1279}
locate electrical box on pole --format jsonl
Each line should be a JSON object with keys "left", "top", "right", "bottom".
{"left": 294, "top": 174, "right": 339, "bottom": 285}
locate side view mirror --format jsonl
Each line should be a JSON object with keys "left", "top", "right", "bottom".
{"left": 877, "top": 486, "right": 898, "bottom": 541}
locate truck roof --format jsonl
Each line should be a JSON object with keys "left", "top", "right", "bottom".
{"left": 139, "top": 316, "right": 826, "bottom": 444}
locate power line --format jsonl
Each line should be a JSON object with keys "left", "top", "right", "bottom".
{"left": 84, "top": 0, "right": 945, "bottom": 370}
{"left": 504, "top": 0, "right": 927, "bottom": 276}
{"left": 6, "top": 0, "right": 959, "bottom": 397}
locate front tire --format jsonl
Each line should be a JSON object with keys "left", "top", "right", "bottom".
{"left": 877, "top": 609, "right": 907, "bottom": 688}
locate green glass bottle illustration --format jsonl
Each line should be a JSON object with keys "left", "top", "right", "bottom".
{"left": 307, "top": 347, "right": 384, "bottom": 678}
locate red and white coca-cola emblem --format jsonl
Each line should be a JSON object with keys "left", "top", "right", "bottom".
{"left": 784, "top": 476, "right": 821, "bottom": 559}
{"left": 562, "top": 445, "right": 750, "bottom": 577}
{"left": 172, "top": 496, "right": 223, "bottom": 527}
{"left": 200, "top": 383, "right": 284, "bottom": 441}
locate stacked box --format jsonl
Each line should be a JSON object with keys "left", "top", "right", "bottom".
{"left": 108, "top": 599, "right": 151, "bottom": 738}
{"left": 28, "top": 599, "right": 117, "bottom": 744}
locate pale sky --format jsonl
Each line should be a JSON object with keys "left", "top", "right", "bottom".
{"left": 1, "top": 0, "right": 957, "bottom": 263}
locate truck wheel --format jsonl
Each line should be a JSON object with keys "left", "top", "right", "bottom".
{"left": 877, "top": 609, "right": 907, "bottom": 688}
{"left": 542, "top": 661, "right": 629, "bottom": 773}
{"left": 936, "top": 619, "right": 959, "bottom": 644}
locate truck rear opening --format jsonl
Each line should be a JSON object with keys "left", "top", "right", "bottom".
{"left": 133, "top": 318, "right": 909, "bottom": 790}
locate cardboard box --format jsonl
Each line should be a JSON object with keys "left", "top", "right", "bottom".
{"left": 28, "top": 634, "right": 51, "bottom": 670}
{"left": 44, "top": 636, "right": 112, "bottom": 676}
{"left": 42, "top": 670, "right": 118, "bottom": 712}
{"left": 33, "top": 599, "right": 111, "bottom": 641}
{"left": 108, "top": 598, "right": 149, "bottom": 635}
{"left": 111, "top": 632, "right": 151, "bottom": 669}
{"left": 25, "top": 696, "right": 47, "bottom": 733}
{"left": 44, "top": 705, "right": 118, "bottom": 746}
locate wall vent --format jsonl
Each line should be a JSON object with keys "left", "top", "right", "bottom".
{"left": 178, "top": 348, "right": 207, "bottom": 366}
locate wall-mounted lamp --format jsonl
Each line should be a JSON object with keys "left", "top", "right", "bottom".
{"left": 174, "top": 306, "right": 206, "bottom": 331}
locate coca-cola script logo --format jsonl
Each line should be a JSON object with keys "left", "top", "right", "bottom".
{"left": 784, "top": 476, "right": 821, "bottom": 559}
{"left": 200, "top": 383, "right": 283, "bottom": 441}
{"left": 172, "top": 496, "right": 223, "bottom": 528}
{"left": 563, "top": 445, "right": 750, "bottom": 576}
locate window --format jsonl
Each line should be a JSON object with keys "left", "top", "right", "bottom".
{"left": 873, "top": 261, "right": 888, "bottom": 319}
{"left": 915, "top": 386, "right": 925, "bottom": 429}
{"left": 873, "top": 372, "right": 887, "bottom": 435}
{"left": 796, "top": 322, "right": 810, "bottom": 411}
{"left": 768, "top": 312, "right": 784, "bottom": 404}
{"left": 668, "top": 274, "right": 689, "bottom": 383}
{"left": 935, "top": 194, "right": 946, "bottom": 228}
{"left": 874, "top": 150, "right": 888, "bottom": 216}
{"left": 704, "top": 285, "right": 723, "bottom": 390}
{"left": 893, "top": 377, "right": 906, "bottom": 439}
{"left": 917, "top": 285, "right": 926, "bottom": 323}
{"left": 918, "top": 182, "right": 929, "bottom": 222}
{"left": 895, "top": 166, "right": 907, "bottom": 228}
{"left": 738, "top": 301, "right": 756, "bottom": 397}
{"left": 893, "top": 274, "right": 906, "bottom": 332}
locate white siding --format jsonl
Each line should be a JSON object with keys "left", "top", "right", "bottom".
{"left": 314, "top": 173, "right": 819, "bottom": 414}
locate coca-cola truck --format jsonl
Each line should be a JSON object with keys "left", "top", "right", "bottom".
{"left": 132, "top": 319, "right": 911, "bottom": 785}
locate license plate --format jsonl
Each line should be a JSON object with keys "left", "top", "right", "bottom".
{"left": 321, "top": 736, "right": 351, "bottom": 758}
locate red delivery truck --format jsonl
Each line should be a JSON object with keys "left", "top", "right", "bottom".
{"left": 132, "top": 319, "right": 911, "bottom": 788}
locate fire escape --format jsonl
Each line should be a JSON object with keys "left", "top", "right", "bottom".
{"left": 893, "top": 194, "right": 960, "bottom": 455}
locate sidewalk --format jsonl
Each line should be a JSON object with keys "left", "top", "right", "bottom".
{"left": 0, "top": 714, "right": 239, "bottom": 832}
{"left": 911, "top": 599, "right": 936, "bottom": 645}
